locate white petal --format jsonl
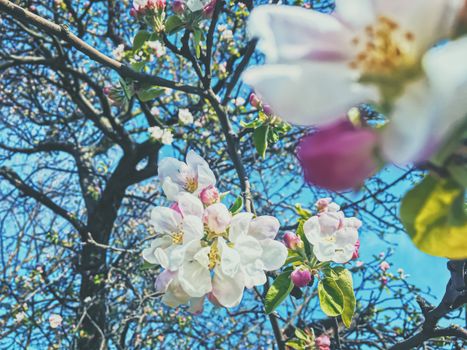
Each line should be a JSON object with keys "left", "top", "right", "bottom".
{"left": 248, "top": 216, "right": 280, "bottom": 240}
{"left": 243, "top": 63, "right": 377, "bottom": 126}
{"left": 179, "top": 261, "right": 212, "bottom": 298}
{"left": 150, "top": 207, "right": 182, "bottom": 234}
{"left": 335, "top": 227, "right": 359, "bottom": 247}
{"left": 381, "top": 79, "right": 435, "bottom": 165}
{"left": 162, "top": 276, "right": 191, "bottom": 307}
{"left": 166, "top": 245, "right": 187, "bottom": 271}
{"left": 374, "top": 0, "right": 464, "bottom": 52}
{"left": 212, "top": 268, "right": 245, "bottom": 308}
{"left": 234, "top": 236, "right": 263, "bottom": 265}
{"left": 158, "top": 157, "right": 186, "bottom": 186}
{"left": 229, "top": 212, "right": 253, "bottom": 242}
{"left": 422, "top": 37, "right": 467, "bottom": 150}
{"left": 178, "top": 192, "right": 204, "bottom": 217}
{"left": 155, "top": 270, "right": 175, "bottom": 293}
{"left": 247, "top": 5, "right": 354, "bottom": 63}
{"left": 303, "top": 216, "right": 321, "bottom": 245}
{"left": 186, "top": 150, "right": 209, "bottom": 171}
{"left": 334, "top": 0, "right": 376, "bottom": 30}
{"left": 142, "top": 237, "right": 171, "bottom": 264}
{"left": 259, "top": 239, "right": 288, "bottom": 271}
{"left": 243, "top": 260, "right": 267, "bottom": 289}
{"left": 161, "top": 177, "right": 182, "bottom": 201}
{"left": 154, "top": 248, "right": 170, "bottom": 269}
{"left": 182, "top": 215, "right": 204, "bottom": 243}
{"left": 218, "top": 238, "right": 241, "bottom": 277}
{"left": 332, "top": 246, "right": 355, "bottom": 264}
{"left": 194, "top": 247, "right": 211, "bottom": 268}
{"left": 313, "top": 242, "right": 335, "bottom": 262}
{"left": 188, "top": 297, "right": 205, "bottom": 314}
{"left": 196, "top": 164, "right": 217, "bottom": 193}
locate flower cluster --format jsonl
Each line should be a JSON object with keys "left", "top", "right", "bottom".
{"left": 131, "top": 0, "right": 166, "bottom": 32}
{"left": 285, "top": 198, "right": 361, "bottom": 288}
{"left": 172, "top": 0, "right": 217, "bottom": 18}
{"left": 244, "top": 1, "right": 467, "bottom": 190}
{"left": 143, "top": 151, "right": 288, "bottom": 311}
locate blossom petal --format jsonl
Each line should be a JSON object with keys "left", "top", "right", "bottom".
{"left": 234, "top": 236, "right": 263, "bottom": 265}
{"left": 218, "top": 238, "right": 241, "bottom": 277}
{"left": 259, "top": 239, "right": 288, "bottom": 271}
{"left": 313, "top": 242, "right": 335, "bottom": 262}
{"left": 158, "top": 157, "right": 187, "bottom": 186}
{"left": 212, "top": 269, "right": 245, "bottom": 308}
{"left": 243, "top": 63, "right": 377, "bottom": 126}
{"left": 334, "top": 0, "right": 376, "bottom": 30}
{"left": 196, "top": 164, "right": 217, "bottom": 193}
{"left": 142, "top": 237, "right": 172, "bottom": 264}
{"left": 161, "top": 177, "right": 182, "bottom": 201}
{"left": 150, "top": 207, "right": 182, "bottom": 234}
{"left": 248, "top": 215, "right": 280, "bottom": 240}
{"left": 188, "top": 297, "right": 205, "bottom": 315}
{"left": 179, "top": 261, "right": 212, "bottom": 298}
{"left": 178, "top": 192, "right": 204, "bottom": 218}
{"left": 162, "top": 276, "right": 191, "bottom": 307}
{"left": 381, "top": 79, "right": 436, "bottom": 165}
{"left": 247, "top": 5, "right": 354, "bottom": 63}
{"left": 335, "top": 227, "right": 359, "bottom": 247}
{"left": 243, "top": 260, "right": 267, "bottom": 289}
{"left": 303, "top": 216, "right": 321, "bottom": 245}
{"left": 155, "top": 270, "right": 175, "bottom": 293}
{"left": 422, "top": 37, "right": 467, "bottom": 151}
{"left": 229, "top": 212, "right": 253, "bottom": 242}
{"left": 182, "top": 215, "right": 204, "bottom": 243}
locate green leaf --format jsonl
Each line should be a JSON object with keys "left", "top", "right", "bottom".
{"left": 140, "top": 261, "right": 157, "bottom": 271}
{"left": 240, "top": 119, "right": 263, "bottom": 129}
{"left": 133, "top": 30, "right": 151, "bottom": 50}
{"left": 333, "top": 267, "right": 356, "bottom": 328}
{"left": 285, "top": 340, "right": 304, "bottom": 350}
{"left": 264, "top": 271, "right": 294, "bottom": 314}
{"left": 165, "top": 15, "right": 184, "bottom": 34}
{"left": 318, "top": 277, "right": 345, "bottom": 317}
{"left": 137, "top": 87, "right": 164, "bottom": 102}
{"left": 253, "top": 124, "right": 269, "bottom": 158}
{"left": 400, "top": 174, "right": 467, "bottom": 259}
{"left": 131, "top": 61, "right": 146, "bottom": 72}
{"left": 229, "top": 196, "right": 243, "bottom": 214}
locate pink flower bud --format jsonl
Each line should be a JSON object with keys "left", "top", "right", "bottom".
{"left": 262, "top": 104, "right": 273, "bottom": 116}
{"left": 283, "top": 231, "right": 302, "bottom": 250}
{"left": 291, "top": 268, "right": 312, "bottom": 288}
{"left": 202, "top": 0, "right": 216, "bottom": 17}
{"left": 315, "top": 197, "right": 332, "bottom": 212}
{"left": 249, "top": 93, "right": 261, "bottom": 108}
{"left": 203, "top": 203, "right": 231, "bottom": 233}
{"left": 297, "top": 118, "right": 379, "bottom": 192}
{"left": 172, "top": 0, "right": 186, "bottom": 14}
{"left": 379, "top": 261, "right": 390, "bottom": 272}
{"left": 351, "top": 240, "right": 360, "bottom": 260}
{"left": 130, "top": 7, "right": 137, "bottom": 16}
{"left": 103, "top": 86, "right": 111, "bottom": 95}
{"left": 148, "top": 0, "right": 166, "bottom": 10}
{"left": 315, "top": 334, "right": 331, "bottom": 350}
{"left": 380, "top": 276, "right": 388, "bottom": 286}
{"left": 199, "top": 185, "right": 220, "bottom": 206}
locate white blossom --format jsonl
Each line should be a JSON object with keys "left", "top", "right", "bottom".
{"left": 161, "top": 129, "right": 174, "bottom": 145}
{"left": 158, "top": 150, "right": 216, "bottom": 200}
{"left": 178, "top": 108, "right": 194, "bottom": 125}
{"left": 49, "top": 314, "right": 63, "bottom": 328}
{"left": 112, "top": 44, "right": 125, "bottom": 61}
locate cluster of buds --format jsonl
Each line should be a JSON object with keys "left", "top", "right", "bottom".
{"left": 131, "top": 0, "right": 166, "bottom": 32}
{"left": 172, "top": 0, "right": 217, "bottom": 19}
{"left": 249, "top": 92, "right": 273, "bottom": 117}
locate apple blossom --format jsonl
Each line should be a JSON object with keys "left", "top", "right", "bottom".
{"left": 158, "top": 150, "right": 216, "bottom": 200}
{"left": 112, "top": 44, "right": 125, "bottom": 61}
{"left": 172, "top": 0, "right": 186, "bottom": 14}
{"left": 147, "top": 40, "right": 166, "bottom": 57}
{"left": 150, "top": 106, "right": 160, "bottom": 116}
{"left": 291, "top": 267, "right": 312, "bottom": 287}
{"left": 161, "top": 129, "right": 174, "bottom": 145}
{"left": 380, "top": 261, "right": 390, "bottom": 272}
{"left": 244, "top": 1, "right": 467, "bottom": 165}
{"left": 148, "top": 126, "right": 164, "bottom": 140}
{"left": 303, "top": 199, "right": 361, "bottom": 263}
{"left": 297, "top": 118, "right": 379, "bottom": 191}
{"left": 48, "top": 314, "right": 63, "bottom": 329}
{"left": 315, "top": 334, "right": 331, "bottom": 350}
{"left": 178, "top": 108, "right": 194, "bottom": 125}
{"left": 249, "top": 92, "right": 261, "bottom": 108}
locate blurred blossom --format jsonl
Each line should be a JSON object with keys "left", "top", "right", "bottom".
{"left": 380, "top": 261, "right": 390, "bottom": 272}
{"left": 315, "top": 334, "right": 331, "bottom": 350}
{"left": 148, "top": 40, "right": 166, "bottom": 57}
{"left": 178, "top": 108, "right": 194, "bottom": 124}
{"left": 49, "top": 314, "right": 63, "bottom": 328}
{"left": 161, "top": 129, "right": 174, "bottom": 145}
{"left": 150, "top": 106, "right": 160, "bottom": 116}
{"left": 148, "top": 126, "right": 164, "bottom": 140}
{"left": 112, "top": 44, "right": 125, "bottom": 61}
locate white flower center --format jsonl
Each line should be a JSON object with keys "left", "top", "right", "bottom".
{"left": 323, "top": 235, "right": 336, "bottom": 244}
{"left": 185, "top": 177, "right": 197, "bottom": 192}
{"left": 171, "top": 232, "right": 184, "bottom": 245}
{"left": 350, "top": 16, "right": 422, "bottom": 112}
